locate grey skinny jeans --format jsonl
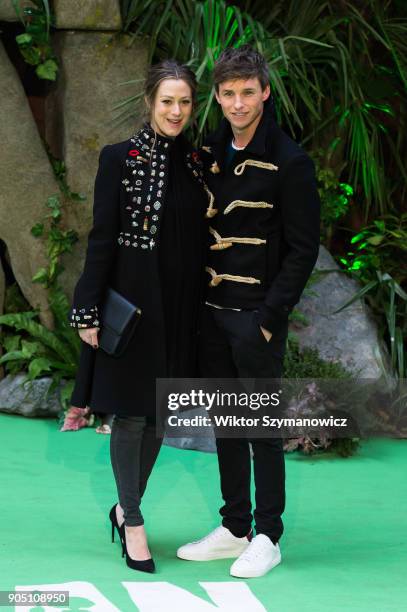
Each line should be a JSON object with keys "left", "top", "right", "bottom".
{"left": 110, "top": 415, "right": 163, "bottom": 526}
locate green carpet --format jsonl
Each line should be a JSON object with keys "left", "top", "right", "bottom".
{"left": 0, "top": 412, "right": 406, "bottom": 611}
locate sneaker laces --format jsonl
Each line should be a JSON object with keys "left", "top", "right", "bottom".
{"left": 237, "top": 537, "right": 273, "bottom": 562}
{"left": 191, "top": 526, "right": 228, "bottom": 545}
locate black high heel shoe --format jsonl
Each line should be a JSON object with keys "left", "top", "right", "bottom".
{"left": 108, "top": 504, "right": 125, "bottom": 557}
{"left": 122, "top": 526, "right": 155, "bottom": 573}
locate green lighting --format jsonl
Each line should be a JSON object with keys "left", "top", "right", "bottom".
{"left": 351, "top": 233, "right": 364, "bottom": 244}
{"left": 340, "top": 183, "right": 354, "bottom": 196}
{"left": 351, "top": 261, "right": 363, "bottom": 270}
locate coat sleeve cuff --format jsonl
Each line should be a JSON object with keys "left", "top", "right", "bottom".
{"left": 254, "top": 303, "right": 290, "bottom": 334}
{"left": 69, "top": 305, "right": 99, "bottom": 329}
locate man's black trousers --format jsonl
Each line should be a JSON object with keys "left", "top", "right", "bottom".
{"left": 200, "top": 304, "right": 288, "bottom": 544}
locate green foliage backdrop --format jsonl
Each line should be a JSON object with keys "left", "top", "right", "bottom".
{"left": 120, "top": 0, "right": 407, "bottom": 221}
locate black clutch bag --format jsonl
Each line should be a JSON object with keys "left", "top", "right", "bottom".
{"left": 98, "top": 288, "right": 142, "bottom": 357}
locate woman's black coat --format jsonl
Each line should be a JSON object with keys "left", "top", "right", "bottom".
{"left": 69, "top": 125, "right": 208, "bottom": 417}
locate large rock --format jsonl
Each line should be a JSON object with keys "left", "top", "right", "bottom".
{"left": 0, "top": 0, "right": 17, "bottom": 21}
{"left": 45, "top": 31, "right": 147, "bottom": 300}
{"left": 54, "top": 0, "right": 122, "bottom": 31}
{"left": 164, "top": 435, "right": 216, "bottom": 453}
{"left": 0, "top": 40, "right": 58, "bottom": 327}
{"left": 293, "top": 246, "right": 392, "bottom": 378}
{"left": 0, "top": 259, "right": 5, "bottom": 379}
{"left": 0, "top": 374, "right": 62, "bottom": 417}
{"left": 163, "top": 407, "right": 217, "bottom": 453}
{"left": 0, "top": 258, "right": 4, "bottom": 317}
{"left": 0, "top": 0, "right": 35, "bottom": 22}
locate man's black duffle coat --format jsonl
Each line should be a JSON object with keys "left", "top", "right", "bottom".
{"left": 68, "top": 125, "right": 207, "bottom": 416}
{"left": 200, "top": 100, "right": 320, "bottom": 333}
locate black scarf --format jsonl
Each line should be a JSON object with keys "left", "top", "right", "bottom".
{"left": 158, "top": 136, "right": 207, "bottom": 377}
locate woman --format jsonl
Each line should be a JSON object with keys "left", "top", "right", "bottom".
{"left": 68, "top": 60, "right": 210, "bottom": 573}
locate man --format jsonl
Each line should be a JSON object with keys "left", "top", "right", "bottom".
{"left": 177, "top": 46, "right": 320, "bottom": 578}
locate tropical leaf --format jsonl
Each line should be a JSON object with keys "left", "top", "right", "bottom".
{"left": 28, "top": 357, "right": 52, "bottom": 380}
{"left": 2, "top": 334, "right": 21, "bottom": 352}
{"left": 333, "top": 279, "right": 379, "bottom": 313}
{"left": 0, "top": 351, "right": 27, "bottom": 365}
{"left": 60, "top": 379, "right": 75, "bottom": 410}
{"left": 0, "top": 313, "right": 73, "bottom": 364}
{"left": 36, "top": 58, "right": 58, "bottom": 81}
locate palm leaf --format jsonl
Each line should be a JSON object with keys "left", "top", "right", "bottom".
{"left": 333, "top": 279, "right": 379, "bottom": 313}
{"left": 121, "top": 0, "right": 407, "bottom": 212}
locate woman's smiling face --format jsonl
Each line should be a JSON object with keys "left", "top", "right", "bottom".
{"left": 149, "top": 78, "right": 193, "bottom": 138}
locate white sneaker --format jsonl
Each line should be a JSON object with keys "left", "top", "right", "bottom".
{"left": 177, "top": 526, "right": 251, "bottom": 561}
{"left": 230, "top": 534, "right": 281, "bottom": 578}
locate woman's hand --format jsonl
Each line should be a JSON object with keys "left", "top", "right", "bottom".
{"left": 78, "top": 327, "right": 100, "bottom": 349}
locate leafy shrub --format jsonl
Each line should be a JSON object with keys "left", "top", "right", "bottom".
{"left": 283, "top": 335, "right": 351, "bottom": 380}
{"left": 282, "top": 333, "right": 359, "bottom": 457}
{"left": 12, "top": 0, "right": 58, "bottom": 81}
{"left": 312, "top": 150, "right": 353, "bottom": 247}
{"left": 339, "top": 215, "right": 407, "bottom": 378}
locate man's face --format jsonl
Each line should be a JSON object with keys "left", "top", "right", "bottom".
{"left": 215, "top": 77, "right": 270, "bottom": 133}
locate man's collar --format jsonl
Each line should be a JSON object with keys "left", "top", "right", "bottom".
{"left": 205, "top": 96, "right": 275, "bottom": 158}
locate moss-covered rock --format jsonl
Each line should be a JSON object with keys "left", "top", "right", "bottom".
{"left": 292, "top": 246, "right": 393, "bottom": 379}
{"left": 0, "top": 41, "right": 57, "bottom": 328}
{"left": 44, "top": 31, "right": 147, "bottom": 300}
{"left": 0, "top": 0, "right": 35, "bottom": 22}
{"left": 53, "top": 0, "right": 122, "bottom": 31}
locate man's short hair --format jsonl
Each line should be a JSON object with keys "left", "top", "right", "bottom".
{"left": 213, "top": 45, "right": 269, "bottom": 92}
